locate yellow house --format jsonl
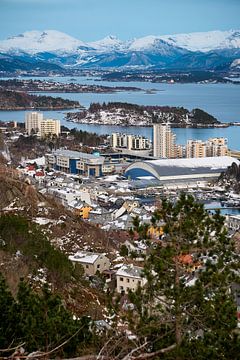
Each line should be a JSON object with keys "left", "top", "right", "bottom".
{"left": 75, "top": 205, "right": 92, "bottom": 219}
{"left": 147, "top": 225, "right": 164, "bottom": 239}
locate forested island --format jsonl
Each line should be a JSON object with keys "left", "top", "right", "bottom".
{"left": 101, "top": 69, "right": 239, "bottom": 84}
{"left": 66, "top": 101, "right": 224, "bottom": 128}
{"left": 0, "top": 79, "right": 142, "bottom": 93}
{"left": 0, "top": 89, "right": 80, "bottom": 110}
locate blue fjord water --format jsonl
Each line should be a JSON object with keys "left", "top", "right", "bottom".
{"left": 0, "top": 76, "right": 239, "bottom": 149}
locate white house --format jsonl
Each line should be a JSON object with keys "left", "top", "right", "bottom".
{"left": 69, "top": 251, "right": 110, "bottom": 276}
{"left": 116, "top": 264, "right": 147, "bottom": 293}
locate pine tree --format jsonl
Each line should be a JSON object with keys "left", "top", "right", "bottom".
{"left": 0, "top": 274, "right": 17, "bottom": 349}
{"left": 15, "top": 280, "right": 92, "bottom": 356}
{"left": 119, "top": 194, "right": 240, "bottom": 359}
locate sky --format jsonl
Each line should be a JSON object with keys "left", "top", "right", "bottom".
{"left": 0, "top": 0, "right": 240, "bottom": 41}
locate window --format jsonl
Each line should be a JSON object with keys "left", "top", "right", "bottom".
{"left": 138, "top": 280, "right": 141, "bottom": 285}
{"left": 97, "top": 264, "right": 100, "bottom": 269}
{"left": 127, "top": 278, "right": 130, "bottom": 283}
{"left": 120, "top": 277, "right": 123, "bottom": 281}
{"left": 86, "top": 265, "right": 89, "bottom": 269}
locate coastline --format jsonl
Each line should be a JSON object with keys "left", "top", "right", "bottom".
{"left": 0, "top": 106, "right": 82, "bottom": 111}
{"left": 65, "top": 118, "right": 233, "bottom": 129}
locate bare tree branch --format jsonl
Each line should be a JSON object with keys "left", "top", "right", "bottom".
{"left": 133, "top": 343, "right": 176, "bottom": 359}
{"left": 0, "top": 343, "right": 25, "bottom": 353}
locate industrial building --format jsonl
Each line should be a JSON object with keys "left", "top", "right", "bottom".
{"left": 125, "top": 156, "right": 239, "bottom": 187}
{"left": 46, "top": 149, "right": 105, "bottom": 177}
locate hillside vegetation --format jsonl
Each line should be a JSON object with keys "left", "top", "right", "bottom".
{"left": 66, "top": 101, "right": 220, "bottom": 127}
{"left": 0, "top": 89, "right": 80, "bottom": 110}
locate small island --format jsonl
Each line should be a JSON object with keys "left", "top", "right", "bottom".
{"left": 66, "top": 101, "right": 225, "bottom": 128}
{"left": 0, "top": 89, "right": 81, "bottom": 110}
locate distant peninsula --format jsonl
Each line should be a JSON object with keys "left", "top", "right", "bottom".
{"left": 66, "top": 102, "right": 225, "bottom": 128}
{"left": 0, "top": 89, "right": 80, "bottom": 110}
{"left": 0, "top": 79, "right": 142, "bottom": 93}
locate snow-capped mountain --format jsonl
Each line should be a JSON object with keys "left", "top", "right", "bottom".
{"left": 1, "top": 29, "right": 240, "bottom": 70}
{"left": 160, "top": 30, "right": 240, "bottom": 52}
{"left": 89, "top": 35, "right": 126, "bottom": 52}
{"left": 0, "top": 30, "right": 86, "bottom": 54}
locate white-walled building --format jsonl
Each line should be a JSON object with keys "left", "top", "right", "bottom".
{"left": 40, "top": 118, "right": 61, "bottom": 138}
{"left": 25, "top": 112, "right": 60, "bottom": 138}
{"left": 69, "top": 251, "right": 110, "bottom": 276}
{"left": 116, "top": 265, "right": 147, "bottom": 293}
{"left": 153, "top": 123, "right": 176, "bottom": 158}
{"left": 25, "top": 112, "right": 43, "bottom": 135}
{"left": 111, "top": 132, "right": 150, "bottom": 151}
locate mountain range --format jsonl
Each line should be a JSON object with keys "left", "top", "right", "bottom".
{"left": 0, "top": 29, "right": 240, "bottom": 71}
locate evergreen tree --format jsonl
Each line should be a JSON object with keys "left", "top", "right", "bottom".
{"left": 118, "top": 194, "right": 240, "bottom": 359}
{"left": 0, "top": 274, "right": 17, "bottom": 349}
{"left": 0, "top": 276, "right": 92, "bottom": 357}
{"left": 15, "top": 280, "right": 92, "bottom": 356}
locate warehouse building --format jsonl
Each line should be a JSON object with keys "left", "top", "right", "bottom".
{"left": 125, "top": 156, "right": 239, "bottom": 187}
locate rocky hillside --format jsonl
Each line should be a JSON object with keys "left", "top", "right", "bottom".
{"left": 66, "top": 101, "right": 220, "bottom": 127}
{"left": 218, "top": 161, "right": 240, "bottom": 193}
{"left": 0, "top": 169, "right": 125, "bottom": 317}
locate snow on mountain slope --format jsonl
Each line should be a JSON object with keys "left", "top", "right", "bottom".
{"left": 128, "top": 36, "right": 188, "bottom": 55}
{"left": 1, "top": 29, "right": 240, "bottom": 55}
{"left": 230, "top": 58, "right": 240, "bottom": 69}
{"left": 129, "top": 36, "right": 158, "bottom": 51}
{"left": 88, "top": 35, "right": 126, "bottom": 51}
{"left": 160, "top": 30, "right": 240, "bottom": 52}
{"left": 0, "top": 30, "right": 86, "bottom": 54}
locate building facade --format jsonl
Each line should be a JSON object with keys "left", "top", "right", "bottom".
{"left": 69, "top": 251, "right": 110, "bottom": 276}
{"left": 46, "top": 149, "right": 105, "bottom": 177}
{"left": 186, "top": 140, "right": 207, "bottom": 158}
{"left": 207, "top": 138, "right": 228, "bottom": 157}
{"left": 153, "top": 123, "right": 176, "bottom": 158}
{"left": 25, "top": 112, "right": 43, "bottom": 135}
{"left": 186, "top": 138, "right": 228, "bottom": 158}
{"left": 116, "top": 265, "right": 147, "bottom": 293}
{"left": 40, "top": 118, "right": 61, "bottom": 138}
{"left": 25, "top": 112, "right": 60, "bottom": 138}
{"left": 111, "top": 132, "right": 150, "bottom": 151}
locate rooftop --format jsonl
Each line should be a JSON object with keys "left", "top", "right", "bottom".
{"left": 116, "top": 264, "right": 144, "bottom": 279}
{"left": 125, "top": 156, "right": 240, "bottom": 180}
{"left": 53, "top": 149, "right": 105, "bottom": 160}
{"left": 69, "top": 251, "right": 106, "bottom": 264}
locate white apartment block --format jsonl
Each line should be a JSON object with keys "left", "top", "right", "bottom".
{"left": 25, "top": 112, "right": 60, "bottom": 138}
{"left": 25, "top": 112, "right": 43, "bottom": 135}
{"left": 40, "top": 118, "right": 61, "bottom": 138}
{"left": 153, "top": 123, "right": 176, "bottom": 158}
{"left": 111, "top": 132, "right": 150, "bottom": 151}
